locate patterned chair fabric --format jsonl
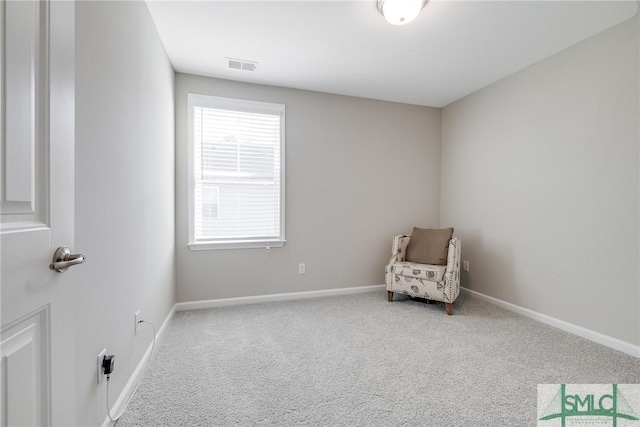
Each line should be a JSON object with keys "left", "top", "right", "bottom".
{"left": 385, "top": 235, "right": 461, "bottom": 314}
{"left": 389, "top": 262, "right": 446, "bottom": 282}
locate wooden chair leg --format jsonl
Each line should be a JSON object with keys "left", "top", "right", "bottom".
{"left": 387, "top": 291, "right": 393, "bottom": 302}
{"left": 445, "top": 302, "right": 453, "bottom": 315}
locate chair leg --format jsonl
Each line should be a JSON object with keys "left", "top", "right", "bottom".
{"left": 387, "top": 291, "right": 393, "bottom": 302}
{"left": 445, "top": 302, "right": 453, "bottom": 315}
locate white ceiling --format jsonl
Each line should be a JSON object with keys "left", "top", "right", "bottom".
{"left": 145, "top": 0, "right": 637, "bottom": 107}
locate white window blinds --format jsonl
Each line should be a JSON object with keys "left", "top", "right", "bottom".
{"left": 188, "top": 95, "right": 285, "bottom": 249}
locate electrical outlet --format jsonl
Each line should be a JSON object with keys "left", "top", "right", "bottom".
{"left": 134, "top": 310, "right": 141, "bottom": 335}
{"left": 97, "top": 348, "right": 106, "bottom": 384}
{"left": 298, "top": 263, "right": 306, "bottom": 274}
{"left": 463, "top": 260, "right": 470, "bottom": 272}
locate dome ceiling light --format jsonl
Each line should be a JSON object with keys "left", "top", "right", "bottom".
{"left": 377, "top": 0, "right": 428, "bottom": 26}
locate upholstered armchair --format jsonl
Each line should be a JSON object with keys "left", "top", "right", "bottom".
{"left": 385, "top": 234, "right": 461, "bottom": 315}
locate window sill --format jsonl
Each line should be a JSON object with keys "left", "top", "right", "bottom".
{"left": 187, "top": 240, "right": 286, "bottom": 251}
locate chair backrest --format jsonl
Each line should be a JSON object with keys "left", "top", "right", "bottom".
{"left": 445, "top": 237, "right": 461, "bottom": 273}
{"left": 392, "top": 234, "right": 411, "bottom": 261}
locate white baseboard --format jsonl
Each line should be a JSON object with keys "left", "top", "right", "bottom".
{"left": 461, "top": 287, "right": 639, "bottom": 358}
{"left": 175, "top": 284, "right": 386, "bottom": 311}
{"left": 101, "top": 304, "right": 176, "bottom": 427}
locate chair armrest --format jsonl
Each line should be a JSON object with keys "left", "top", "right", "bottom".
{"left": 442, "top": 237, "right": 461, "bottom": 302}
{"left": 385, "top": 234, "right": 410, "bottom": 288}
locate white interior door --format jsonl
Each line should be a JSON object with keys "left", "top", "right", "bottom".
{"left": 1, "top": 1, "right": 76, "bottom": 425}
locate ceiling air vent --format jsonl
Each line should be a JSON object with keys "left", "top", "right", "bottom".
{"left": 227, "top": 58, "right": 258, "bottom": 72}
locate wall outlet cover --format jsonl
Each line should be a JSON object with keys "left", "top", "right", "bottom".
{"left": 97, "top": 348, "right": 107, "bottom": 384}
{"left": 135, "top": 310, "right": 141, "bottom": 335}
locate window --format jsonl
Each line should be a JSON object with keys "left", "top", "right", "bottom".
{"left": 187, "top": 94, "right": 285, "bottom": 250}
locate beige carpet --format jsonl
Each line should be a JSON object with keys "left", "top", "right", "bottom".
{"left": 116, "top": 291, "right": 639, "bottom": 426}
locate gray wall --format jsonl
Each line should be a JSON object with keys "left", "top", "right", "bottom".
{"left": 176, "top": 74, "right": 441, "bottom": 302}
{"left": 441, "top": 17, "right": 639, "bottom": 345}
{"left": 73, "top": 2, "right": 175, "bottom": 425}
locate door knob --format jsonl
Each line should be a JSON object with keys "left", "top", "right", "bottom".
{"left": 49, "top": 247, "right": 86, "bottom": 273}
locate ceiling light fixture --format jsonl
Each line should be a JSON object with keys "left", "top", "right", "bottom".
{"left": 377, "top": 0, "right": 427, "bottom": 26}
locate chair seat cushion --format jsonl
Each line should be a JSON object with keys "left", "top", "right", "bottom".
{"left": 390, "top": 262, "right": 446, "bottom": 282}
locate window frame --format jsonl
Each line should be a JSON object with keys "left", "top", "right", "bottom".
{"left": 187, "top": 93, "right": 286, "bottom": 251}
